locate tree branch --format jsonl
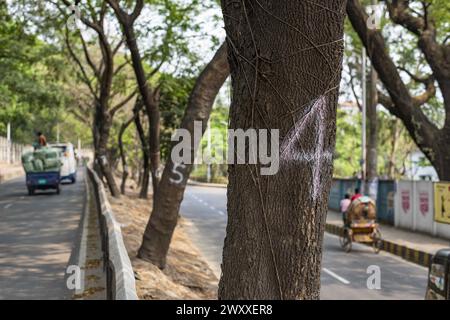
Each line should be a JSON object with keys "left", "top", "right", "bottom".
{"left": 64, "top": 28, "right": 99, "bottom": 101}
{"left": 79, "top": 32, "right": 101, "bottom": 80}
{"left": 110, "top": 89, "right": 138, "bottom": 115}
{"left": 398, "top": 65, "right": 432, "bottom": 84}
{"left": 347, "top": 0, "right": 439, "bottom": 160}
{"left": 386, "top": 0, "right": 425, "bottom": 36}
{"left": 412, "top": 77, "right": 436, "bottom": 106}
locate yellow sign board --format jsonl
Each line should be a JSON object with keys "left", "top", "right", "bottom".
{"left": 434, "top": 182, "right": 450, "bottom": 224}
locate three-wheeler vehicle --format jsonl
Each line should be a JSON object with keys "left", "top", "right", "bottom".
{"left": 26, "top": 171, "right": 61, "bottom": 195}
{"left": 339, "top": 196, "right": 383, "bottom": 253}
{"left": 425, "top": 248, "right": 450, "bottom": 300}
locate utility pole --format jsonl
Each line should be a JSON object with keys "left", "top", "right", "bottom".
{"left": 361, "top": 49, "right": 367, "bottom": 193}
{"left": 207, "top": 120, "right": 211, "bottom": 183}
{"left": 365, "top": 0, "right": 379, "bottom": 199}
{"left": 57, "top": 124, "right": 60, "bottom": 143}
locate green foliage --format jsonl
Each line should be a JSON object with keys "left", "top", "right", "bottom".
{"left": 376, "top": 111, "right": 417, "bottom": 178}
{"left": 0, "top": 3, "right": 77, "bottom": 144}
{"left": 334, "top": 108, "right": 362, "bottom": 178}
{"left": 191, "top": 99, "right": 229, "bottom": 182}
{"left": 159, "top": 73, "right": 196, "bottom": 160}
{"left": 333, "top": 105, "right": 419, "bottom": 179}
{"left": 340, "top": 0, "right": 450, "bottom": 178}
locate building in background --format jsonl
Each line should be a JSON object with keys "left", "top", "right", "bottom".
{"left": 406, "top": 150, "right": 439, "bottom": 181}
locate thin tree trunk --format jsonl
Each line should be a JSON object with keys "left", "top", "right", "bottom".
{"left": 92, "top": 117, "right": 103, "bottom": 180}
{"left": 94, "top": 106, "right": 120, "bottom": 197}
{"left": 119, "top": 123, "right": 130, "bottom": 195}
{"left": 97, "top": 137, "right": 120, "bottom": 197}
{"left": 119, "top": 109, "right": 140, "bottom": 195}
{"left": 138, "top": 42, "right": 230, "bottom": 267}
{"left": 366, "top": 65, "right": 378, "bottom": 191}
{"left": 364, "top": 0, "right": 378, "bottom": 191}
{"left": 137, "top": 162, "right": 143, "bottom": 187}
{"left": 125, "top": 25, "right": 161, "bottom": 194}
{"left": 106, "top": 0, "right": 162, "bottom": 193}
{"left": 218, "top": 0, "right": 346, "bottom": 300}
{"left": 147, "top": 89, "right": 161, "bottom": 195}
{"left": 132, "top": 132, "right": 139, "bottom": 182}
{"left": 133, "top": 101, "right": 151, "bottom": 199}
{"left": 388, "top": 119, "right": 400, "bottom": 179}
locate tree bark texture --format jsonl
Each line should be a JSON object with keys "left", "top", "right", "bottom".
{"left": 218, "top": 0, "right": 346, "bottom": 300}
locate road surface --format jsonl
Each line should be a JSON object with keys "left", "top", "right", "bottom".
{"left": 0, "top": 171, "right": 85, "bottom": 299}
{"left": 180, "top": 185, "right": 428, "bottom": 300}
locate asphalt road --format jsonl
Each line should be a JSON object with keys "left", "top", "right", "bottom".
{"left": 180, "top": 185, "right": 428, "bottom": 300}
{"left": 0, "top": 171, "right": 85, "bottom": 299}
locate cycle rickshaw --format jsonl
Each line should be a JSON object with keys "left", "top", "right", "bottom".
{"left": 339, "top": 196, "right": 382, "bottom": 253}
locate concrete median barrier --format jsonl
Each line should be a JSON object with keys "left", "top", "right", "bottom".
{"left": 87, "top": 167, "right": 138, "bottom": 300}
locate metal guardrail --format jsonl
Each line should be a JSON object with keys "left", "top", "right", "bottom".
{"left": 87, "top": 167, "right": 138, "bottom": 300}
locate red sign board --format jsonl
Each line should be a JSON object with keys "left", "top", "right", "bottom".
{"left": 402, "top": 190, "right": 410, "bottom": 213}
{"left": 419, "top": 191, "right": 429, "bottom": 216}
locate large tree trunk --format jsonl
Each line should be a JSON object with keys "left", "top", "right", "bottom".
{"left": 218, "top": 1, "right": 346, "bottom": 300}
{"left": 138, "top": 42, "right": 229, "bottom": 268}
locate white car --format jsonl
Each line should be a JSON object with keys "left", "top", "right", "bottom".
{"left": 49, "top": 143, "right": 77, "bottom": 183}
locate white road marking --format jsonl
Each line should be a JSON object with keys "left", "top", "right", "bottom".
{"left": 322, "top": 267, "right": 350, "bottom": 285}
{"left": 4, "top": 203, "right": 13, "bottom": 209}
{"left": 324, "top": 233, "right": 428, "bottom": 271}
{"left": 191, "top": 195, "right": 226, "bottom": 216}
